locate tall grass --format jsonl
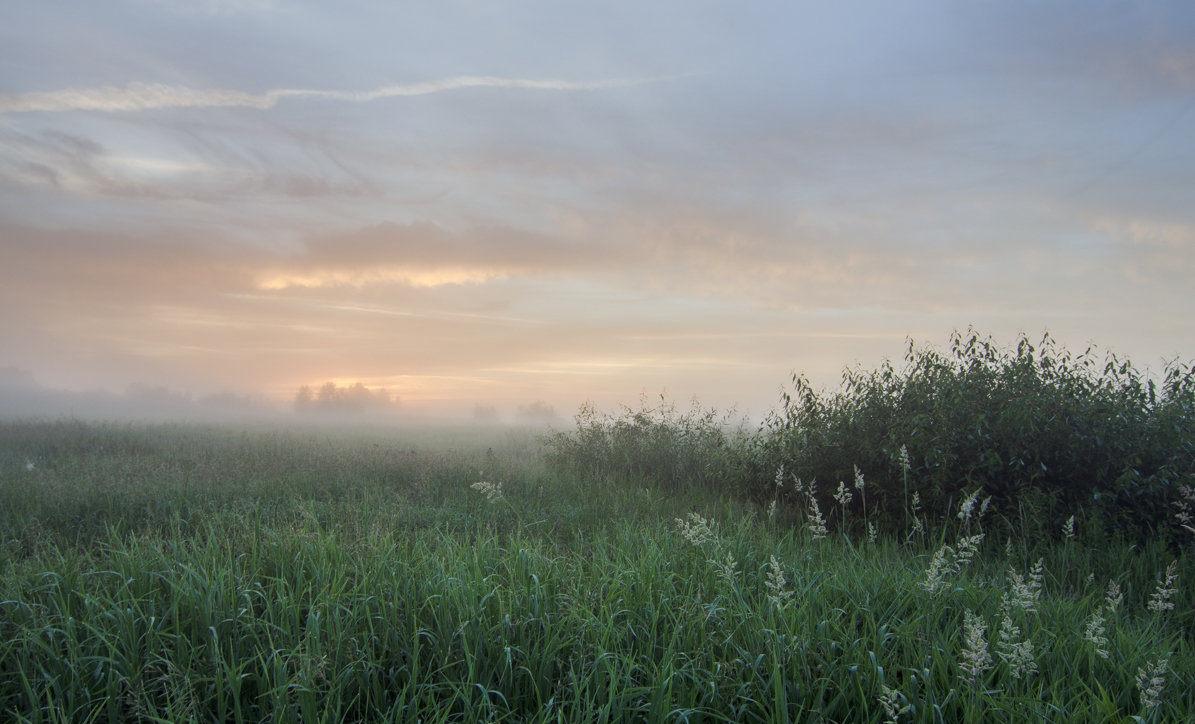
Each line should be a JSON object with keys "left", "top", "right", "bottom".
{"left": 1, "top": 415, "right": 1191, "bottom": 722}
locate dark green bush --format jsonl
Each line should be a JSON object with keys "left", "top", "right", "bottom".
{"left": 543, "top": 394, "right": 746, "bottom": 491}
{"left": 757, "top": 330, "right": 1195, "bottom": 542}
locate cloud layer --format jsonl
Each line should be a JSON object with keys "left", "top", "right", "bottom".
{"left": 1, "top": 1, "right": 1193, "bottom": 417}
{"left": 0, "top": 75, "right": 686, "bottom": 114}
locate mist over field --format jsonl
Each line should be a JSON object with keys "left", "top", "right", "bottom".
{"left": 3, "top": 4, "right": 1195, "bottom": 719}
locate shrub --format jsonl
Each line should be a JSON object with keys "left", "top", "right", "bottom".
{"left": 544, "top": 394, "right": 746, "bottom": 491}
{"left": 758, "top": 329, "right": 1195, "bottom": 543}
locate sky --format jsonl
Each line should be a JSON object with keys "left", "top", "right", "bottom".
{"left": 2, "top": 1, "right": 1194, "bottom": 419}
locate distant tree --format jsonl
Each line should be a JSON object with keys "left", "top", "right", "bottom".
{"left": 517, "top": 400, "right": 558, "bottom": 422}
{"left": 473, "top": 404, "right": 499, "bottom": 422}
{"left": 294, "top": 381, "right": 398, "bottom": 415}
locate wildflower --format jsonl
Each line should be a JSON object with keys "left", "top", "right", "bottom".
{"left": 867, "top": 521, "right": 877, "bottom": 544}
{"left": 1083, "top": 607, "right": 1110, "bottom": 659}
{"left": 898, "top": 444, "right": 911, "bottom": 473}
{"left": 995, "top": 612, "right": 1037, "bottom": 678}
{"left": 767, "top": 499, "right": 778, "bottom": 520}
{"left": 1146, "top": 560, "right": 1178, "bottom": 613}
{"left": 1136, "top": 656, "right": 1169, "bottom": 710}
{"left": 959, "top": 609, "right": 991, "bottom": 684}
{"left": 1062, "top": 515, "right": 1075, "bottom": 541}
{"left": 470, "top": 480, "right": 503, "bottom": 503}
{"left": 877, "top": 685, "right": 910, "bottom": 724}
{"left": 1105, "top": 580, "right": 1123, "bottom": 613}
{"left": 774, "top": 465, "right": 785, "bottom": 489}
{"left": 979, "top": 496, "right": 992, "bottom": 519}
{"left": 765, "top": 555, "right": 794, "bottom": 611}
{"left": 911, "top": 492, "right": 921, "bottom": 518}
{"left": 675, "top": 513, "right": 716, "bottom": 547}
{"left": 805, "top": 494, "right": 828, "bottom": 540}
{"left": 853, "top": 465, "right": 865, "bottom": 491}
{"left": 833, "top": 480, "right": 853, "bottom": 507}
{"left": 24, "top": 460, "right": 34, "bottom": 472}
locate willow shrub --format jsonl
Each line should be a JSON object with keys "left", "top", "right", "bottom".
{"left": 755, "top": 330, "right": 1195, "bottom": 543}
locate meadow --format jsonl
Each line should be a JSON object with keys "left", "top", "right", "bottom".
{"left": 1, "top": 333, "right": 1192, "bottom": 722}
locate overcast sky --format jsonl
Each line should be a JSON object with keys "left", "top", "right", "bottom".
{"left": 2, "top": 1, "right": 1193, "bottom": 417}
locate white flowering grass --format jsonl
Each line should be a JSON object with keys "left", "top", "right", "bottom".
{"left": 959, "top": 609, "right": 991, "bottom": 684}
{"left": 1147, "top": 560, "right": 1178, "bottom": 613}
{"left": 1136, "top": 656, "right": 1169, "bottom": 710}
{"left": 470, "top": 480, "right": 504, "bottom": 503}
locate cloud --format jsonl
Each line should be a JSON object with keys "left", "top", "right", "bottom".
{"left": 0, "top": 75, "right": 694, "bottom": 115}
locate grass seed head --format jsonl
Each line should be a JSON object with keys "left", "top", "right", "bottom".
{"left": 675, "top": 512, "right": 716, "bottom": 547}
{"left": 959, "top": 609, "right": 991, "bottom": 684}
{"left": 1105, "top": 579, "right": 1123, "bottom": 613}
{"left": 1146, "top": 560, "right": 1178, "bottom": 613}
{"left": 765, "top": 555, "right": 794, "bottom": 611}
{"left": 1136, "top": 656, "right": 1169, "bottom": 710}
{"left": 805, "top": 494, "right": 828, "bottom": 540}
{"left": 470, "top": 480, "right": 504, "bottom": 503}
{"left": 995, "top": 612, "right": 1037, "bottom": 679}
{"left": 1083, "top": 607, "right": 1110, "bottom": 659}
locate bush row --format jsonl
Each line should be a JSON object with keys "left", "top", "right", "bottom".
{"left": 544, "top": 330, "right": 1195, "bottom": 545}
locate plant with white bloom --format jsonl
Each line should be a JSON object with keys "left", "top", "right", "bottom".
{"left": 919, "top": 545, "right": 954, "bottom": 595}
{"left": 1003, "top": 559, "right": 1044, "bottom": 613}
{"left": 1105, "top": 579, "right": 1123, "bottom": 613}
{"left": 470, "top": 480, "right": 504, "bottom": 503}
{"left": 833, "top": 480, "right": 852, "bottom": 507}
{"left": 25, "top": 460, "right": 35, "bottom": 472}
{"left": 675, "top": 512, "right": 716, "bottom": 548}
{"left": 1136, "top": 656, "right": 1169, "bottom": 710}
{"left": 805, "top": 493, "right": 828, "bottom": 541}
{"left": 713, "top": 550, "right": 739, "bottom": 588}
{"left": 953, "top": 533, "right": 985, "bottom": 569}
{"left": 765, "top": 555, "right": 794, "bottom": 611}
{"left": 1174, "top": 484, "right": 1195, "bottom": 534}
{"left": 1147, "top": 560, "right": 1178, "bottom": 613}
{"left": 957, "top": 489, "right": 981, "bottom": 524}
{"left": 1083, "top": 607, "right": 1110, "bottom": 659}
{"left": 1062, "top": 515, "right": 1075, "bottom": 541}
{"left": 995, "top": 612, "right": 1037, "bottom": 679}
{"left": 959, "top": 609, "right": 991, "bottom": 684}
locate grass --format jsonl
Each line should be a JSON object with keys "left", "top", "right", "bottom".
{"left": 0, "top": 419, "right": 1191, "bottom": 723}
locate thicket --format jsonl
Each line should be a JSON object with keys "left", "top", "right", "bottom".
{"left": 543, "top": 394, "right": 745, "bottom": 492}
{"left": 546, "top": 331, "right": 1195, "bottom": 545}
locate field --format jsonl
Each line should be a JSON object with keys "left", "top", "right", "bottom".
{"left": 0, "top": 414, "right": 1190, "bottom": 723}
{"left": 2, "top": 333, "right": 1193, "bottom": 723}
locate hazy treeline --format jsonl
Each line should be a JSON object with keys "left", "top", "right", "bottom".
{"left": 293, "top": 381, "right": 398, "bottom": 416}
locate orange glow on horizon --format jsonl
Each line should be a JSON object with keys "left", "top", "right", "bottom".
{"left": 256, "top": 266, "right": 508, "bottom": 290}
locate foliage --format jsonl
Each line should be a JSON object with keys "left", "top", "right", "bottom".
{"left": 543, "top": 393, "right": 746, "bottom": 492}
{"left": 756, "top": 329, "right": 1195, "bottom": 543}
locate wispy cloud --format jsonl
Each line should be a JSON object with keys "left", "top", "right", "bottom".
{"left": 0, "top": 75, "right": 693, "bottom": 115}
